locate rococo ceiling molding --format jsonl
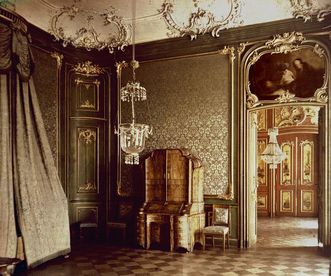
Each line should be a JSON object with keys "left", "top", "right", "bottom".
{"left": 159, "top": 0, "right": 242, "bottom": 40}
{"left": 49, "top": 0, "right": 131, "bottom": 53}
{"left": 290, "top": 0, "right": 331, "bottom": 22}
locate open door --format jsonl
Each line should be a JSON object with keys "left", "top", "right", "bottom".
{"left": 318, "top": 107, "right": 331, "bottom": 251}
{"left": 247, "top": 111, "right": 258, "bottom": 246}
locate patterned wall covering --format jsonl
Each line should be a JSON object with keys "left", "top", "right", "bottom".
{"left": 31, "top": 47, "right": 58, "bottom": 165}
{"left": 120, "top": 53, "right": 230, "bottom": 196}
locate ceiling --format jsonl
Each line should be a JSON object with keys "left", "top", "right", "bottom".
{"left": 2, "top": 0, "right": 331, "bottom": 51}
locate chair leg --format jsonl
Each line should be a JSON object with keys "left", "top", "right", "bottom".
{"left": 227, "top": 233, "right": 230, "bottom": 248}
{"left": 203, "top": 234, "right": 205, "bottom": 250}
{"left": 223, "top": 233, "right": 225, "bottom": 251}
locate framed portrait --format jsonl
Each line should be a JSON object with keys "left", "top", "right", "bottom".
{"left": 245, "top": 32, "right": 328, "bottom": 108}
{"left": 280, "top": 190, "right": 293, "bottom": 212}
{"left": 257, "top": 195, "right": 267, "bottom": 209}
{"left": 301, "top": 190, "right": 314, "bottom": 212}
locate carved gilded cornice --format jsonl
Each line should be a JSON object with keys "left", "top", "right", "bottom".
{"left": 290, "top": 0, "right": 331, "bottom": 22}
{"left": 73, "top": 61, "right": 104, "bottom": 76}
{"left": 49, "top": 0, "right": 130, "bottom": 53}
{"left": 160, "top": 0, "right": 242, "bottom": 40}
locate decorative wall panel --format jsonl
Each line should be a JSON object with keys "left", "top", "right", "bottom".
{"left": 300, "top": 140, "right": 313, "bottom": 185}
{"left": 31, "top": 47, "right": 58, "bottom": 165}
{"left": 280, "top": 142, "right": 294, "bottom": 185}
{"left": 77, "top": 128, "right": 98, "bottom": 193}
{"left": 120, "top": 53, "right": 230, "bottom": 196}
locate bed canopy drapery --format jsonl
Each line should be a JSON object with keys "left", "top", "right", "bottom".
{"left": 0, "top": 9, "right": 70, "bottom": 268}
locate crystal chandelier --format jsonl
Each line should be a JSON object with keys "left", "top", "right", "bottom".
{"left": 115, "top": 0, "right": 152, "bottom": 165}
{"left": 260, "top": 128, "right": 286, "bottom": 169}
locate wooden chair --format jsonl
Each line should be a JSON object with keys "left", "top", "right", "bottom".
{"left": 202, "top": 205, "right": 230, "bottom": 250}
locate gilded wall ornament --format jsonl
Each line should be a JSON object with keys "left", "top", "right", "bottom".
{"left": 275, "top": 106, "right": 306, "bottom": 127}
{"left": 50, "top": 52, "right": 63, "bottom": 69}
{"left": 265, "top": 32, "right": 305, "bottom": 54}
{"left": 49, "top": 0, "right": 131, "bottom": 53}
{"left": 159, "top": 0, "right": 242, "bottom": 40}
{"left": 78, "top": 129, "right": 96, "bottom": 144}
{"left": 73, "top": 61, "right": 104, "bottom": 76}
{"left": 219, "top": 46, "right": 235, "bottom": 62}
{"left": 290, "top": 0, "right": 331, "bottom": 22}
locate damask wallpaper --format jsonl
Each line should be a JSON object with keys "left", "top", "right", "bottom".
{"left": 120, "top": 53, "right": 230, "bottom": 196}
{"left": 31, "top": 47, "right": 58, "bottom": 166}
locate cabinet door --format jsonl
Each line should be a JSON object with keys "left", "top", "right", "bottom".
{"left": 145, "top": 150, "right": 166, "bottom": 201}
{"left": 166, "top": 150, "right": 188, "bottom": 202}
{"left": 297, "top": 136, "right": 318, "bottom": 217}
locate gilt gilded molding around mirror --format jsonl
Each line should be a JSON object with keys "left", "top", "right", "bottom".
{"left": 50, "top": 52, "right": 63, "bottom": 70}
{"left": 290, "top": 0, "right": 331, "bottom": 22}
{"left": 245, "top": 32, "right": 329, "bottom": 108}
{"left": 49, "top": 0, "right": 131, "bottom": 53}
{"left": 159, "top": 0, "right": 242, "bottom": 40}
{"left": 73, "top": 61, "right": 105, "bottom": 76}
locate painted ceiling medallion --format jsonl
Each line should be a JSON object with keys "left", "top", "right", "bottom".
{"left": 49, "top": 0, "right": 131, "bottom": 53}
{"left": 290, "top": 0, "right": 331, "bottom": 22}
{"left": 160, "top": 0, "right": 242, "bottom": 40}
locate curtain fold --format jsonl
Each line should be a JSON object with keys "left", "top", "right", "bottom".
{"left": 0, "top": 73, "right": 17, "bottom": 259}
{"left": 13, "top": 76, "right": 70, "bottom": 268}
{"left": 0, "top": 16, "right": 70, "bottom": 268}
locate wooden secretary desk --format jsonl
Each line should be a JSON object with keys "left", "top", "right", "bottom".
{"left": 137, "top": 149, "right": 205, "bottom": 252}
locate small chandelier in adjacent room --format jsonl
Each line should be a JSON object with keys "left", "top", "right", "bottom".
{"left": 260, "top": 127, "right": 286, "bottom": 169}
{"left": 115, "top": 0, "right": 152, "bottom": 165}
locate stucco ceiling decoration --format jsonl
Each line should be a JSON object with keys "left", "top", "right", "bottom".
{"left": 48, "top": 0, "right": 131, "bottom": 52}
{"left": 160, "top": 0, "right": 242, "bottom": 40}
{"left": 1, "top": 0, "right": 331, "bottom": 48}
{"left": 290, "top": 0, "right": 331, "bottom": 22}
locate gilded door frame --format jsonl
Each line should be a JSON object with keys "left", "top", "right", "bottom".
{"left": 240, "top": 32, "right": 331, "bottom": 251}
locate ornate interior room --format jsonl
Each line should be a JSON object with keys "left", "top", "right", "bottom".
{"left": 0, "top": 0, "right": 331, "bottom": 275}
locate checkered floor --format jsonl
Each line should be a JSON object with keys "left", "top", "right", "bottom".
{"left": 16, "top": 217, "right": 330, "bottom": 276}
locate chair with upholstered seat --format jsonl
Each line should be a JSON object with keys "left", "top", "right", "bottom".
{"left": 202, "top": 205, "right": 230, "bottom": 250}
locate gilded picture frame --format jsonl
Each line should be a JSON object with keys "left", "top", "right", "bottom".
{"left": 245, "top": 32, "right": 328, "bottom": 108}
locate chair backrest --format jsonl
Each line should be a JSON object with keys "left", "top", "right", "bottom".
{"left": 212, "top": 205, "right": 230, "bottom": 227}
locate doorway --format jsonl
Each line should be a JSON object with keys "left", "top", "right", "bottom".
{"left": 246, "top": 104, "right": 327, "bottom": 249}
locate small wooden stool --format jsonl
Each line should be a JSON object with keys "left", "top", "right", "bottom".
{"left": 79, "top": 222, "right": 98, "bottom": 240}
{"left": 106, "top": 222, "right": 127, "bottom": 243}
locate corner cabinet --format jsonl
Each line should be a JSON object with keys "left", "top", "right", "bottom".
{"left": 65, "top": 62, "right": 111, "bottom": 238}
{"left": 137, "top": 149, "right": 205, "bottom": 252}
